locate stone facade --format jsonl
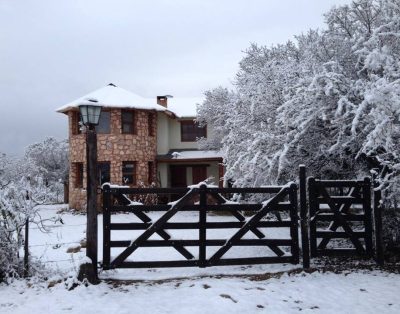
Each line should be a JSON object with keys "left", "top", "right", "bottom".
{"left": 68, "top": 108, "right": 157, "bottom": 210}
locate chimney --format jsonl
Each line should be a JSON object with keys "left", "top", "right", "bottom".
{"left": 157, "top": 95, "right": 173, "bottom": 108}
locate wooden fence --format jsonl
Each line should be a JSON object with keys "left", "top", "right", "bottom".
{"left": 102, "top": 183, "right": 301, "bottom": 269}
{"left": 308, "top": 177, "right": 374, "bottom": 258}
{"left": 99, "top": 165, "right": 385, "bottom": 272}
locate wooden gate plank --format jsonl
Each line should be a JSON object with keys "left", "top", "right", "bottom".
{"left": 317, "top": 186, "right": 361, "bottom": 250}
{"left": 207, "top": 186, "right": 291, "bottom": 264}
{"left": 110, "top": 189, "right": 197, "bottom": 268}
{"left": 316, "top": 185, "right": 366, "bottom": 254}
{"left": 209, "top": 191, "right": 285, "bottom": 257}
{"left": 112, "top": 190, "right": 196, "bottom": 261}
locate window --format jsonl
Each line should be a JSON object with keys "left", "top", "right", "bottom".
{"left": 148, "top": 161, "right": 154, "bottom": 184}
{"left": 74, "top": 163, "right": 83, "bottom": 188}
{"left": 148, "top": 113, "right": 154, "bottom": 136}
{"left": 180, "top": 120, "right": 207, "bottom": 142}
{"left": 122, "top": 161, "right": 136, "bottom": 185}
{"left": 71, "top": 111, "right": 81, "bottom": 135}
{"left": 121, "top": 110, "right": 135, "bottom": 134}
{"left": 95, "top": 111, "right": 111, "bottom": 134}
{"left": 97, "top": 162, "right": 110, "bottom": 185}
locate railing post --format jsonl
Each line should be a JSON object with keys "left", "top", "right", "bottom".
{"left": 199, "top": 184, "right": 207, "bottom": 268}
{"left": 373, "top": 174, "right": 384, "bottom": 266}
{"left": 299, "top": 165, "right": 310, "bottom": 268}
{"left": 103, "top": 184, "right": 111, "bottom": 270}
{"left": 289, "top": 183, "right": 299, "bottom": 264}
{"left": 363, "top": 177, "right": 373, "bottom": 257}
{"left": 308, "top": 177, "right": 317, "bottom": 258}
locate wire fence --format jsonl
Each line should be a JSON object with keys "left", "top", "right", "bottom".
{"left": 29, "top": 223, "right": 86, "bottom": 230}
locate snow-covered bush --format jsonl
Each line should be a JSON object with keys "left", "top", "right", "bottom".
{"left": 198, "top": 0, "right": 400, "bottom": 253}
{"left": 0, "top": 153, "right": 56, "bottom": 282}
{"left": 24, "top": 137, "right": 68, "bottom": 204}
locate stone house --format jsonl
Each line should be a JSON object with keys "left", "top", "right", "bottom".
{"left": 57, "top": 84, "right": 223, "bottom": 210}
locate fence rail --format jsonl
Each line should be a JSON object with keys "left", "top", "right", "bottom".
{"left": 308, "top": 177, "right": 374, "bottom": 258}
{"left": 102, "top": 183, "right": 300, "bottom": 270}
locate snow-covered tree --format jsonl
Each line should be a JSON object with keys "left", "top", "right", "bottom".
{"left": 198, "top": 0, "right": 400, "bottom": 250}
{"left": 24, "top": 137, "right": 69, "bottom": 184}
{"left": 0, "top": 153, "right": 59, "bottom": 281}
{"left": 24, "top": 137, "right": 68, "bottom": 203}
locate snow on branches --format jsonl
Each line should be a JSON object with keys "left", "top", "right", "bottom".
{"left": 0, "top": 137, "right": 67, "bottom": 281}
{"left": 197, "top": 0, "right": 400, "bottom": 201}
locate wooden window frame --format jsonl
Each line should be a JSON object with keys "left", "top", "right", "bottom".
{"left": 71, "top": 111, "right": 82, "bottom": 135}
{"left": 97, "top": 161, "right": 111, "bottom": 186}
{"left": 121, "top": 109, "right": 136, "bottom": 134}
{"left": 122, "top": 161, "right": 136, "bottom": 185}
{"left": 148, "top": 161, "right": 154, "bottom": 184}
{"left": 180, "top": 120, "right": 207, "bottom": 142}
{"left": 74, "top": 162, "right": 84, "bottom": 188}
{"left": 148, "top": 112, "right": 155, "bottom": 137}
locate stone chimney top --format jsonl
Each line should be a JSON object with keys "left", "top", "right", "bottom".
{"left": 157, "top": 95, "right": 173, "bottom": 108}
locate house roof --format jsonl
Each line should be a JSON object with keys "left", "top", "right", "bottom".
{"left": 56, "top": 84, "right": 204, "bottom": 118}
{"left": 56, "top": 84, "right": 167, "bottom": 113}
{"left": 157, "top": 149, "right": 223, "bottom": 162}
{"left": 167, "top": 97, "right": 203, "bottom": 118}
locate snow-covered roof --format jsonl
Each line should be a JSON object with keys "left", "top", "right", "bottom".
{"left": 167, "top": 97, "right": 203, "bottom": 118}
{"left": 56, "top": 84, "right": 204, "bottom": 118}
{"left": 157, "top": 150, "right": 222, "bottom": 161}
{"left": 56, "top": 84, "right": 167, "bottom": 113}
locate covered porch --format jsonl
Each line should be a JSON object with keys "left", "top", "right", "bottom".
{"left": 156, "top": 150, "right": 224, "bottom": 188}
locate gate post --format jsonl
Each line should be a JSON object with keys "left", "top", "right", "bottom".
{"left": 363, "top": 177, "right": 373, "bottom": 257}
{"left": 103, "top": 184, "right": 111, "bottom": 270}
{"left": 199, "top": 184, "right": 207, "bottom": 268}
{"left": 299, "top": 165, "right": 310, "bottom": 268}
{"left": 372, "top": 174, "right": 384, "bottom": 266}
{"left": 308, "top": 177, "right": 317, "bottom": 258}
{"left": 289, "top": 183, "right": 300, "bottom": 264}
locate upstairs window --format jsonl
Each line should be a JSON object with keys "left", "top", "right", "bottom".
{"left": 97, "top": 162, "right": 110, "bottom": 185}
{"left": 95, "top": 111, "right": 111, "bottom": 134}
{"left": 180, "top": 120, "right": 207, "bottom": 142}
{"left": 122, "top": 161, "right": 136, "bottom": 185}
{"left": 121, "top": 110, "right": 135, "bottom": 134}
{"left": 71, "top": 111, "right": 82, "bottom": 135}
{"left": 148, "top": 112, "right": 154, "bottom": 136}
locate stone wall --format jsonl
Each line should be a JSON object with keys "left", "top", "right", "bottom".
{"left": 68, "top": 108, "right": 157, "bottom": 210}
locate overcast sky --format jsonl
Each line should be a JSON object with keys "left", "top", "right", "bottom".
{"left": 0, "top": 0, "right": 351, "bottom": 156}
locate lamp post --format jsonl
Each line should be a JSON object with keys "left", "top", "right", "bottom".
{"left": 78, "top": 100, "right": 102, "bottom": 284}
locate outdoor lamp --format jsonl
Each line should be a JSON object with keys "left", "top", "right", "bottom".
{"left": 78, "top": 99, "right": 102, "bottom": 126}
{"left": 77, "top": 98, "right": 103, "bottom": 283}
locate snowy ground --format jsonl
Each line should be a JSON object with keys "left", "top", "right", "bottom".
{"left": 1, "top": 204, "right": 400, "bottom": 314}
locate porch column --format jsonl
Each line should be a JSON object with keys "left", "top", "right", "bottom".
{"left": 218, "top": 163, "right": 224, "bottom": 188}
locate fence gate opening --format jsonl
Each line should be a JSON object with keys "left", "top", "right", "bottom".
{"left": 102, "top": 183, "right": 300, "bottom": 269}
{"left": 308, "top": 177, "right": 374, "bottom": 257}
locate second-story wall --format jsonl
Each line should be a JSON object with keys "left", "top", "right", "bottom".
{"left": 156, "top": 112, "right": 170, "bottom": 154}
{"left": 157, "top": 114, "right": 213, "bottom": 154}
{"left": 168, "top": 118, "right": 199, "bottom": 150}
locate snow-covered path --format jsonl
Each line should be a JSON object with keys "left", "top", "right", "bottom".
{"left": 1, "top": 271, "right": 400, "bottom": 314}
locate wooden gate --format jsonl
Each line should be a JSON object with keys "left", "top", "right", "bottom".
{"left": 308, "top": 177, "right": 374, "bottom": 257}
{"left": 102, "top": 183, "right": 300, "bottom": 269}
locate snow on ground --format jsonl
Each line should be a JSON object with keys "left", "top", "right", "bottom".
{"left": 1, "top": 204, "right": 399, "bottom": 314}
{"left": 1, "top": 271, "right": 400, "bottom": 314}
